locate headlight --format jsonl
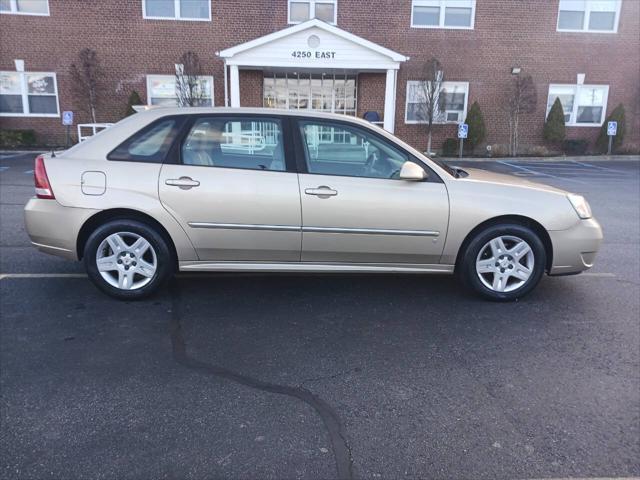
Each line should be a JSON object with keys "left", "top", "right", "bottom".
{"left": 567, "top": 194, "right": 592, "bottom": 219}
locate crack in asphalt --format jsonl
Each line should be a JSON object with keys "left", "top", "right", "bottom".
{"left": 168, "top": 279, "right": 354, "bottom": 479}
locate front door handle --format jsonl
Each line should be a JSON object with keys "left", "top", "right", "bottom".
{"left": 305, "top": 186, "right": 338, "bottom": 198}
{"left": 165, "top": 176, "right": 200, "bottom": 190}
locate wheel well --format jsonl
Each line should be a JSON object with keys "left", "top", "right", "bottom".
{"left": 454, "top": 215, "right": 553, "bottom": 272}
{"left": 76, "top": 208, "right": 178, "bottom": 267}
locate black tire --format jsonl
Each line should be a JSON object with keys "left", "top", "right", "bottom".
{"left": 84, "top": 219, "right": 174, "bottom": 300}
{"left": 459, "top": 223, "right": 546, "bottom": 302}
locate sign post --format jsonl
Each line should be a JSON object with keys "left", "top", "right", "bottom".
{"left": 458, "top": 123, "right": 468, "bottom": 159}
{"left": 62, "top": 111, "right": 74, "bottom": 148}
{"left": 606, "top": 121, "right": 617, "bottom": 155}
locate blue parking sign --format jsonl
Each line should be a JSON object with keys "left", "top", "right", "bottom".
{"left": 458, "top": 123, "right": 468, "bottom": 139}
{"left": 607, "top": 121, "right": 617, "bottom": 136}
{"left": 62, "top": 111, "right": 74, "bottom": 126}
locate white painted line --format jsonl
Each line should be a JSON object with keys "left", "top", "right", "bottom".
{"left": 0, "top": 167, "right": 9, "bottom": 172}
{"left": 499, "top": 161, "right": 585, "bottom": 184}
{"left": 24, "top": 170, "right": 33, "bottom": 174}
{"left": 0, "top": 273, "right": 87, "bottom": 279}
{"left": 581, "top": 272, "right": 617, "bottom": 278}
{"left": 571, "top": 160, "right": 629, "bottom": 173}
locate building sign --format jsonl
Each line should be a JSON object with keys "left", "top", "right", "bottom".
{"left": 291, "top": 50, "right": 337, "bottom": 59}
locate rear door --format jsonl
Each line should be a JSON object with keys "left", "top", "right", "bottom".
{"left": 294, "top": 118, "right": 449, "bottom": 264}
{"left": 159, "top": 115, "right": 302, "bottom": 262}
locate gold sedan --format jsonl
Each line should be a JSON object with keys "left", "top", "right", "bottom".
{"left": 24, "top": 108, "right": 603, "bottom": 301}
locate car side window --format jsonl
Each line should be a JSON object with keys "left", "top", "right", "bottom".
{"left": 299, "top": 121, "right": 408, "bottom": 180}
{"left": 181, "top": 117, "right": 286, "bottom": 172}
{"left": 108, "top": 118, "right": 181, "bottom": 163}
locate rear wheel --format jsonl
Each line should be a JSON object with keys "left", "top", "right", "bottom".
{"left": 460, "top": 224, "right": 546, "bottom": 301}
{"left": 84, "top": 220, "right": 173, "bottom": 300}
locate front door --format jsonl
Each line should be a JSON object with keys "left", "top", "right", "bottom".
{"left": 295, "top": 119, "right": 449, "bottom": 264}
{"left": 159, "top": 115, "right": 301, "bottom": 262}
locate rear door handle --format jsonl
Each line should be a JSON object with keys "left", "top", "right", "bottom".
{"left": 165, "top": 176, "right": 200, "bottom": 189}
{"left": 305, "top": 186, "right": 338, "bottom": 197}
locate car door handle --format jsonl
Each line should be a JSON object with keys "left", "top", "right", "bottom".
{"left": 165, "top": 177, "right": 200, "bottom": 189}
{"left": 305, "top": 186, "right": 338, "bottom": 197}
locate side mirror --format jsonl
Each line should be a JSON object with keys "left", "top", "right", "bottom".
{"left": 399, "top": 161, "right": 427, "bottom": 181}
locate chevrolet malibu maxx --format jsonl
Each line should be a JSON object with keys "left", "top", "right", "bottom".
{"left": 24, "top": 108, "right": 603, "bottom": 301}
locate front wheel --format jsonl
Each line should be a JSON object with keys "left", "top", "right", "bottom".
{"left": 459, "top": 224, "right": 547, "bottom": 301}
{"left": 84, "top": 220, "right": 174, "bottom": 300}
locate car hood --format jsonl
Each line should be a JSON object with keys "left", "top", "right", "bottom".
{"left": 457, "top": 166, "right": 569, "bottom": 195}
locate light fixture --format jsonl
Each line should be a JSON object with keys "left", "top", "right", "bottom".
{"left": 511, "top": 67, "right": 521, "bottom": 75}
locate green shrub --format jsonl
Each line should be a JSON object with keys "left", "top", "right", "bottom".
{"left": 596, "top": 103, "right": 626, "bottom": 153}
{"left": 562, "top": 139, "right": 588, "bottom": 155}
{"left": 543, "top": 97, "right": 566, "bottom": 144}
{"left": 464, "top": 101, "right": 486, "bottom": 153}
{"left": 442, "top": 138, "right": 458, "bottom": 156}
{"left": 125, "top": 90, "right": 144, "bottom": 117}
{"left": 0, "top": 129, "right": 37, "bottom": 148}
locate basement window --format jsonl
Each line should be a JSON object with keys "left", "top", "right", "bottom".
{"left": 546, "top": 84, "right": 609, "bottom": 126}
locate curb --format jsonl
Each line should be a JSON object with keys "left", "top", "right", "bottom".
{"left": 439, "top": 155, "right": 639, "bottom": 163}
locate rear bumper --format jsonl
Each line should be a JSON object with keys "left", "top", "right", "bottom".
{"left": 24, "top": 198, "right": 98, "bottom": 261}
{"left": 548, "top": 217, "right": 603, "bottom": 276}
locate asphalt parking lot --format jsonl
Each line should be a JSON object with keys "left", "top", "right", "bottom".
{"left": 1, "top": 151, "right": 639, "bottom": 479}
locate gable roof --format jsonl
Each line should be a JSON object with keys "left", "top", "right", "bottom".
{"left": 217, "top": 19, "right": 408, "bottom": 63}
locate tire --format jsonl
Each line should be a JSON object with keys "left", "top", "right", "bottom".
{"left": 84, "top": 219, "right": 174, "bottom": 300}
{"left": 459, "top": 223, "right": 546, "bottom": 302}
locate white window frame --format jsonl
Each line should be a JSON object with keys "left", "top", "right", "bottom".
{"left": 546, "top": 83, "right": 609, "bottom": 127}
{"left": 288, "top": 0, "right": 338, "bottom": 25}
{"left": 142, "top": 0, "right": 212, "bottom": 21}
{"left": 146, "top": 74, "right": 214, "bottom": 107}
{"left": 0, "top": 0, "right": 49, "bottom": 16}
{"left": 410, "top": 0, "right": 476, "bottom": 29}
{"left": 556, "top": 0, "right": 621, "bottom": 33}
{"left": 404, "top": 80, "right": 469, "bottom": 125}
{"left": 0, "top": 71, "right": 60, "bottom": 118}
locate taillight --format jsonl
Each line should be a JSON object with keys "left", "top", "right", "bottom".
{"left": 34, "top": 155, "right": 55, "bottom": 199}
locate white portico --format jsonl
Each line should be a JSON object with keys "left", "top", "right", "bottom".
{"left": 217, "top": 19, "right": 408, "bottom": 133}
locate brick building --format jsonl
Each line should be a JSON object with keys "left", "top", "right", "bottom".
{"left": 1, "top": 0, "right": 639, "bottom": 152}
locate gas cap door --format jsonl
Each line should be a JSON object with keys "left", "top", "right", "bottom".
{"left": 81, "top": 171, "right": 106, "bottom": 195}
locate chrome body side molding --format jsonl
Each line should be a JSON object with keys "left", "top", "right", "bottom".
{"left": 179, "top": 261, "right": 454, "bottom": 274}
{"left": 188, "top": 222, "right": 439, "bottom": 237}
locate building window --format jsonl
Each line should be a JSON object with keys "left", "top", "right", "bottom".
{"left": 546, "top": 84, "right": 609, "bottom": 126}
{"left": 557, "top": 0, "right": 621, "bottom": 33}
{"left": 143, "top": 0, "right": 211, "bottom": 21}
{"left": 263, "top": 72, "right": 356, "bottom": 116}
{"left": 411, "top": 0, "right": 476, "bottom": 29}
{"left": 288, "top": 0, "right": 337, "bottom": 25}
{"left": 0, "top": 71, "right": 59, "bottom": 117}
{"left": 146, "top": 75, "right": 214, "bottom": 107}
{"left": 0, "top": 0, "right": 49, "bottom": 15}
{"left": 405, "top": 81, "right": 469, "bottom": 124}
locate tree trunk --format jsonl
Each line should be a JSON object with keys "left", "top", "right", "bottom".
{"left": 90, "top": 105, "right": 96, "bottom": 124}
{"left": 427, "top": 131, "right": 432, "bottom": 154}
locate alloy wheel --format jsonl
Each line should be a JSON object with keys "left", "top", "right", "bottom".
{"left": 95, "top": 231, "right": 157, "bottom": 290}
{"left": 475, "top": 235, "right": 535, "bottom": 293}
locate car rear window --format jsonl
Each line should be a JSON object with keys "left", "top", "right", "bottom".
{"left": 107, "top": 117, "right": 184, "bottom": 163}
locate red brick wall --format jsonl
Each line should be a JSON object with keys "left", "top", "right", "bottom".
{"left": 1, "top": 0, "right": 638, "bottom": 152}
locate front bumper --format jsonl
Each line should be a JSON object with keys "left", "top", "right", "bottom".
{"left": 24, "top": 198, "right": 98, "bottom": 261}
{"left": 548, "top": 217, "right": 603, "bottom": 276}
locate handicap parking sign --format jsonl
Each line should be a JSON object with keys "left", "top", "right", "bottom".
{"left": 62, "top": 111, "right": 74, "bottom": 126}
{"left": 607, "top": 121, "right": 617, "bottom": 136}
{"left": 458, "top": 123, "right": 468, "bottom": 139}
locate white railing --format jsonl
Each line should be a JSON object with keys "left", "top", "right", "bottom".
{"left": 77, "top": 123, "right": 114, "bottom": 142}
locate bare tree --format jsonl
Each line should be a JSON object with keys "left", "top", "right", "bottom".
{"left": 503, "top": 73, "right": 537, "bottom": 156}
{"left": 175, "top": 51, "right": 207, "bottom": 107}
{"left": 70, "top": 48, "right": 102, "bottom": 123}
{"left": 416, "top": 58, "right": 446, "bottom": 154}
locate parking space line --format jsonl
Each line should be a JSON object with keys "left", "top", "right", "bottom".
{"left": 499, "top": 161, "right": 585, "bottom": 183}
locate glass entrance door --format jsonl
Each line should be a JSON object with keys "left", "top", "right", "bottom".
{"left": 263, "top": 72, "right": 357, "bottom": 116}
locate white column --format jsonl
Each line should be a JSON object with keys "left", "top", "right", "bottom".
{"left": 229, "top": 65, "right": 240, "bottom": 107}
{"left": 383, "top": 69, "right": 397, "bottom": 133}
